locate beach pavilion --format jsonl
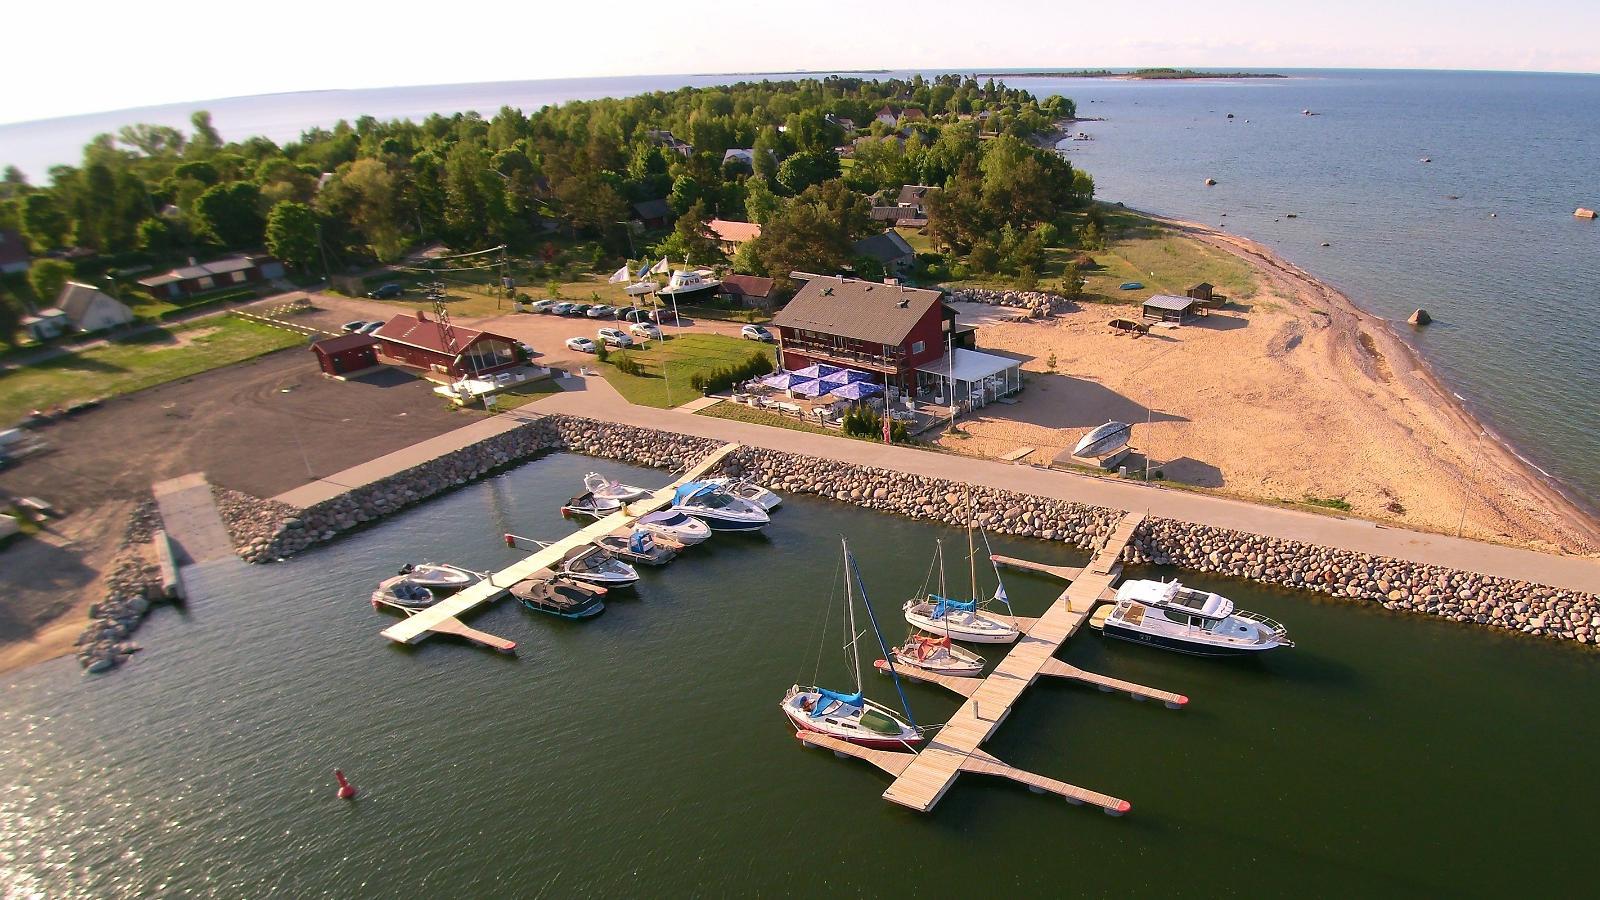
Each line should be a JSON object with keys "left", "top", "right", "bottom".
{"left": 915, "top": 347, "right": 1023, "bottom": 412}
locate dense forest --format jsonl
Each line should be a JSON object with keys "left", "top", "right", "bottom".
{"left": 0, "top": 74, "right": 1091, "bottom": 343}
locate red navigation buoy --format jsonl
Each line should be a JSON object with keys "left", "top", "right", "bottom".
{"left": 334, "top": 769, "right": 357, "bottom": 800}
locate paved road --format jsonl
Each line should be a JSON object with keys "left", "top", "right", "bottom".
{"left": 265, "top": 372, "right": 1600, "bottom": 594}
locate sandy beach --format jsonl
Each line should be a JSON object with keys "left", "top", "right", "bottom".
{"left": 937, "top": 215, "right": 1600, "bottom": 555}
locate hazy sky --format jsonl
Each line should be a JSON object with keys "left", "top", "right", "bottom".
{"left": 3, "top": 0, "right": 1597, "bottom": 124}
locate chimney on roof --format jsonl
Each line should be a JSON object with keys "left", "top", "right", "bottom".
{"left": 897, "top": 298, "right": 909, "bottom": 308}
{"left": 187, "top": 257, "right": 197, "bottom": 267}
{"left": 416, "top": 310, "right": 428, "bottom": 322}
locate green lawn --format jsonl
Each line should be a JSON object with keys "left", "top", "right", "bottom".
{"left": 599, "top": 334, "right": 776, "bottom": 408}
{"left": 697, "top": 401, "right": 833, "bottom": 435}
{"left": 0, "top": 315, "right": 305, "bottom": 424}
{"left": 481, "top": 377, "right": 564, "bottom": 411}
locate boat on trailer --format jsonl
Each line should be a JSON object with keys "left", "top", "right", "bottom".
{"left": 634, "top": 509, "right": 711, "bottom": 545}
{"left": 1096, "top": 579, "right": 1294, "bottom": 656}
{"left": 782, "top": 538, "right": 921, "bottom": 750}
{"left": 559, "top": 544, "right": 639, "bottom": 587}
{"left": 397, "top": 562, "right": 480, "bottom": 592}
{"left": 670, "top": 481, "right": 769, "bottom": 532}
{"left": 707, "top": 476, "right": 782, "bottom": 511}
{"left": 597, "top": 528, "right": 678, "bottom": 565}
{"left": 583, "top": 472, "right": 653, "bottom": 503}
{"left": 561, "top": 491, "right": 623, "bottom": 519}
{"left": 370, "top": 576, "right": 436, "bottom": 612}
{"left": 885, "top": 633, "right": 985, "bottom": 677}
{"left": 511, "top": 573, "right": 606, "bottom": 619}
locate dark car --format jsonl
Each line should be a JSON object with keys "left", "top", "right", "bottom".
{"left": 367, "top": 283, "right": 404, "bottom": 299}
{"left": 619, "top": 307, "right": 651, "bottom": 323}
{"left": 652, "top": 308, "right": 681, "bottom": 325}
{"left": 566, "top": 303, "right": 591, "bottom": 317}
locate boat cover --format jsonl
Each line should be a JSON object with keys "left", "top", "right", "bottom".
{"left": 930, "top": 595, "right": 976, "bottom": 619}
{"left": 811, "top": 687, "right": 864, "bottom": 716}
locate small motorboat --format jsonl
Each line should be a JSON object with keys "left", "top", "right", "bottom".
{"left": 511, "top": 573, "right": 606, "bottom": 619}
{"left": 903, "top": 595, "right": 1020, "bottom": 644}
{"left": 1119, "top": 281, "right": 1143, "bottom": 290}
{"left": 634, "top": 509, "right": 711, "bottom": 545}
{"left": 559, "top": 544, "right": 639, "bottom": 586}
{"left": 561, "top": 491, "right": 622, "bottom": 519}
{"left": 670, "top": 481, "right": 769, "bottom": 532}
{"left": 370, "top": 576, "right": 436, "bottom": 612}
{"left": 583, "top": 472, "right": 653, "bottom": 503}
{"left": 1073, "top": 421, "right": 1132, "bottom": 458}
{"left": 397, "top": 562, "right": 480, "bottom": 592}
{"left": 597, "top": 528, "right": 678, "bottom": 566}
{"left": 884, "top": 633, "right": 985, "bottom": 677}
{"left": 1095, "top": 579, "right": 1293, "bottom": 656}
{"left": 707, "top": 477, "right": 782, "bottom": 511}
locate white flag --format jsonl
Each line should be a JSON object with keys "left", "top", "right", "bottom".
{"left": 992, "top": 583, "right": 1010, "bottom": 608}
{"left": 650, "top": 257, "right": 671, "bottom": 275}
{"left": 607, "top": 265, "right": 631, "bottom": 284}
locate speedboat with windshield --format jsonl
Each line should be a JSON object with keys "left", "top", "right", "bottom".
{"left": 670, "top": 481, "right": 769, "bottom": 531}
{"left": 396, "top": 562, "right": 479, "bottom": 592}
{"left": 561, "top": 491, "right": 622, "bottom": 519}
{"left": 1095, "top": 579, "right": 1293, "bottom": 656}
{"left": 706, "top": 476, "right": 782, "bottom": 511}
{"left": 582, "top": 472, "right": 653, "bottom": 503}
{"left": 634, "top": 509, "right": 711, "bottom": 545}
{"left": 558, "top": 544, "right": 639, "bottom": 587}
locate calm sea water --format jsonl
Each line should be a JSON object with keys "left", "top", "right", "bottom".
{"left": 2, "top": 68, "right": 1595, "bottom": 509}
{"left": 2, "top": 453, "right": 1597, "bottom": 896}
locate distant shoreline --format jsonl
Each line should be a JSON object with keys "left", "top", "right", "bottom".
{"left": 977, "top": 69, "right": 1287, "bottom": 80}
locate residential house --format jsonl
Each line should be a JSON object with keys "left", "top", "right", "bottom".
{"left": 771, "top": 274, "right": 948, "bottom": 391}
{"left": 874, "top": 105, "right": 903, "bottom": 126}
{"left": 310, "top": 333, "right": 379, "bottom": 376}
{"left": 717, "top": 274, "right": 775, "bottom": 309}
{"left": 20, "top": 309, "right": 70, "bottom": 341}
{"left": 721, "top": 148, "right": 776, "bottom": 171}
{"left": 704, "top": 219, "right": 762, "bottom": 257}
{"left": 851, "top": 231, "right": 917, "bottom": 276}
{"left": 825, "top": 114, "right": 856, "bottom": 133}
{"left": 871, "top": 185, "right": 938, "bottom": 227}
{"left": 0, "top": 229, "right": 30, "bottom": 275}
{"left": 55, "top": 282, "right": 135, "bottom": 333}
{"left": 372, "top": 310, "right": 522, "bottom": 379}
{"left": 630, "top": 198, "right": 672, "bottom": 229}
{"left": 136, "top": 254, "right": 282, "bottom": 300}
{"left": 645, "top": 129, "right": 693, "bottom": 156}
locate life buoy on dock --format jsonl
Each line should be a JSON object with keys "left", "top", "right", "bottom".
{"left": 334, "top": 769, "right": 357, "bottom": 800}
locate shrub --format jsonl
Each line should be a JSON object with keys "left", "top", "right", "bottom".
{"left": 613, "top": 351, "right": 644, "bottom": 377}
{"left": 840, "top": 406, "right": 908, "bottom": 443}
{"left": 594, "top": 342, "right": 609, "bottom": 363}
{"left": 690, "top": 372, "right": 708, "bottom": 393}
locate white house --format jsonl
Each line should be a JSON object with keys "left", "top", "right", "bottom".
{"left": 56, "top": 282, "right": 135, "bottom": 333}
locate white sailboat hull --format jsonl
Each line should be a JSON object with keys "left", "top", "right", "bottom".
{"left": 903, "top": 601, "right": 1020, "bottom": 644}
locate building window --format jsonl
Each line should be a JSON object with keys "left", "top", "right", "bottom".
{"left": 911, "top": 341, "right": 925, "bottom": 355}
{"left": 198, "top": 276, "right": 215, "bottom": 290}
{"left": 231, "top": 271, "right": 247, "bottom": 283}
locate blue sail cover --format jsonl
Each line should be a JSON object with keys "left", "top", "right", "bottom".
{"left": 811, "top": 687, "right": 864, "bottom": 716}
{"left": 629, "top": 530, "right": 651, "bottom": 553}
{"left": 930, "top": 594, "right": 977, "bottom": 619}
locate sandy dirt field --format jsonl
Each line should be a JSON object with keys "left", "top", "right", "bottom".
{"left": 937, "top": 220, "right": 1600, "bottom": 555}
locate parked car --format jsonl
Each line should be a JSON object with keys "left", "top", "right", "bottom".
{"left": 367, "top": 283, "right": 404, "bottom": 299}
{"left": 527, "top": 299, "right": 556, "bottom": 313}
{"left": 652, "top": 308, "right": 680, "bottom": 325}
{"left": 618, "top": 307, "right": 650, "bottom": 323}
{"left": 586, "top": 305, "right": 615, "bottom": 319}
{"left": 740, "top": 324, "right": 774, "bottom": 342}
{"left": 341, "top": 320, "right": 369, "bottom": 333}
{"left": 358, "top": 321, "right": 384, "bottom": 334}
{"left": 565, "top": 337, "right": 598, "bottom": 353}
{"left": 596, "top": 327, "right": 633, "bottom": 348}
{"left": 628, "top": 322, "right": 662, "bottom": 340}
{"left": 566, "top": 303, "right": 592, "bottom": 317}
{"left": 550, "top": 302, "right": 576, "bottom": 315}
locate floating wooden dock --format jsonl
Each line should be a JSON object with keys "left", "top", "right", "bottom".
{"left": 805, "top": 511, "right": 1182, "bottom": 815}
{"left": 379, "top": 442, "right": 741, "bottom": 651}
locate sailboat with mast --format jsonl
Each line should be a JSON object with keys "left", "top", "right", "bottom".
{"left": 782, "top": 538, "right": 922, "bottom": 750}
{"left": 883, "top": 538, "right": 986, "bottom": 676}
{"left": 902, "top": 494, "right": 1022, "bottom": 644}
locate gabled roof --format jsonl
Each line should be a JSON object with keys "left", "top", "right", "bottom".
{"left": 631, "top": 198, "right": 671, "bottom": 220}
{"left": 773, "top": 275, "right": 941, "bottom": 346}
{"left": 136, "top": 254, "right": 261, "bottom": 287}
{"left": 851, "top": 230, "right": 916, "bottom": 264}
{"left": 1143, "top": 294, "right": 1196, "bottom": 312}
{"left": 374, "top": 312, "right": 496, "bottom": 356}
{"left": 0, "top": 229, "right": 30, "bottom": 268}
{"left": 897, "top": 184, "right": 937, "bottom": 207}
{"left": 705, "top": 219, "right": 762, "bottom": 244}
{"left": 719, "top": 274, "right": 774, "bottom": 298}
{"left": 311, "top": 333, "right": 379, "bottom": 355}
{"left": 56, "top": 282, "right": 130, "bottom": 326}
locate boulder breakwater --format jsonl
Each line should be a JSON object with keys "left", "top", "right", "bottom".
{"left": 200, "top": 414, "right": 1598, "bottom": 648}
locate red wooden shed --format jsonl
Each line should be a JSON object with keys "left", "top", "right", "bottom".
{"left": 310, "top": 333, "right": 379, "bottom": 376}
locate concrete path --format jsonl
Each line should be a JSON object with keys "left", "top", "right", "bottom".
{"left": 529, "top": 389, "right": 1600, "bottom": 594}
{"left": 152, "top": 473, "right": 237, "bottom": 565}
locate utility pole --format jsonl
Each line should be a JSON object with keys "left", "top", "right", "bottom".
{"left": 316, "top": 224, "right": 332, "bottom": 286}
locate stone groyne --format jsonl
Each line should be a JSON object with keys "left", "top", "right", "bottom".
{"left": 211, "top": 414, "right": 1600, "bottom": 647}
{"left": 75, "top": 499, "right": 167, "bottom": 673}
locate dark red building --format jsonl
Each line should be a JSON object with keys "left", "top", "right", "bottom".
{"left": 771, "top": 275, "right": 950, "bottom": 390}
{"left": 310, "top": 333, "right": 379, "bottom": 376}
{"left": 372, "top": 311, "right": 521, "bottom": 378}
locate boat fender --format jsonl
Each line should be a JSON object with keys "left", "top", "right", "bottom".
{"left": 504, "top": 534, "right": 517, "bottom": 547}
{"left": 334, "top": 769, "right": 357, "bottom": 800}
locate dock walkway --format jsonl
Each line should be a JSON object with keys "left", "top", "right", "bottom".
{"left": 379, "top": 442, "right": 739, "bottom": 650}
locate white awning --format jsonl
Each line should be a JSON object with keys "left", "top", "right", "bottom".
{"left": 915, "top": 347, "right": 1019, "bottom": 383}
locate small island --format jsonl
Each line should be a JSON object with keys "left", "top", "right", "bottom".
{"left": 979, "top": 68, "right": 1286, "bottom": 80}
